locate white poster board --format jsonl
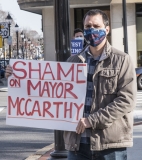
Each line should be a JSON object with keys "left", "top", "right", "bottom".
{"left": 6, "top": 59, "right": 87, "bottom": 131}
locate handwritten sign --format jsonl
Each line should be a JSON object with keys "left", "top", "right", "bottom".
{"left": 6, "top": 59, "right": 87, "bottom": 131}
{"left": 71, "top": 39, "right": 83, "bottom": 55}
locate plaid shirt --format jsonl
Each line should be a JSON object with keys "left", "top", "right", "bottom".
{"left": 80, "top": 48, "right": 104, "bottom": 144}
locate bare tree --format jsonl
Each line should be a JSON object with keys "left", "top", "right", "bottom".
{"left": 0, "top": 8, "right": 42, "bottom": 59}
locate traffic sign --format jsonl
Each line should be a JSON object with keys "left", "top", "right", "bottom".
{"left": 0, "top": 22, "right": 9, "bottom": 38}
{"left": 7, "top": 36, "right": 12, "bottom": 45}
{"left": 0, "top": 36, "right": 2, "bottom": 48}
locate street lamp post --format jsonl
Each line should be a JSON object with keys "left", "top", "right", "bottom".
{"left": 24, "top": 36, "right": 28, "bottom": 59}
{"left": 38, "top": 38, "right": 44, "bottom": 59}
{"left": 54, "top": 0, "right": 71, "bottom": 61}
{"left": 35, "top": 46, "right": 40, "bottom": 60}
{"left": 122, "top": 0, "right": 128, "bottom": 54}
{"left": 3, "top": 38, "right": 5, "bottom": 68}
{"left": 30, "top": 43, "right": 34, "bottom": 59}
{"left": 0, "top": 25, "right": 1, "bottom": 80}
{"left": 28, "top": 39, "right": 31, "bottom": 59}
{"left": 20, "top": 31, "right": 25, "bottom": 59}
{"left": 15, "top": 24, "right": 19, "bottom": 59}
{"left": 5, "top": 13, "right": 12, "bottom": 59}
{"left": 48, "top": 0, "right": 71, "bottom": 159}
{"left": 0, "top": 25, "right": 5, "bottom": 69}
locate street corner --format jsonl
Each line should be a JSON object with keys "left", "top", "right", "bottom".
{"left": 25, "top": 143, "right": 54, "bottom": 160}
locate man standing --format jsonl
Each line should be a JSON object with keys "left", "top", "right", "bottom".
{"left": 5, "top": 8, "right": 136, "bottom": 160}
{"left": 64, "top": 9, "right": 136, "bottom": 160}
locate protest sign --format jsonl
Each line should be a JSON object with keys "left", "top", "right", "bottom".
{"left": 71, "top": 39, "right": 83, "bottom": 55}
{"left": 6, "top": 59, "right": 87, "bottom": 131}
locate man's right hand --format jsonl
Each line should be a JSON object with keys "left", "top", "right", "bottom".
{"left": 5, "top": 65, "right": 13, "bottom": 79}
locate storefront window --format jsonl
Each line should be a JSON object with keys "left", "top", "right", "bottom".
{"left": 136, "top": 4, "right": 142, "bottom": 67}
{"left": 74, "top": 6, "right": 111, "bottom": 44}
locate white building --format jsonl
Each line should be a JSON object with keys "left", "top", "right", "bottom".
{"left": 17, "top": 0, "right": 142, "bottom": 68}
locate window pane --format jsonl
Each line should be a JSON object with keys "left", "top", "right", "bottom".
{"left": 76, "top": 9, "right": 82, "bottom": 21}
{"left": 76, "top": 22, "right": 83, "bottom": 29}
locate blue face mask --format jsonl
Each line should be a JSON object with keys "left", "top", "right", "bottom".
{"left": 84, "top": 28, "right": 106, "bottom": 47}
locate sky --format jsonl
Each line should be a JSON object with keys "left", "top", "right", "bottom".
{"left": 0, "top": 0, "right": 42, "bottom": 35}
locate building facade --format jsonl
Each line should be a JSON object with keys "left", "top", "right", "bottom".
{"left": 17, "top": 0, "right": 142, "bottom": 68}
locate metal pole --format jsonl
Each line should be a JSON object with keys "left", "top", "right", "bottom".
{"left": 0, "top": 24, "right": 1, "bottom": 71}
{"left": 25, "top": 41, "right": 27, "bottom": 59}
{"left": 22, "top": 38, "right": 24, "bottom": 59}
{"left": 16, "top": 31, "right": 19, "bottom": 58}
{"left": 3, "top": 38, "right": 5, "bottom": 68}
{"left": 48, "top": 0, "right": 71, "bottom": 159}
{"left": 0, "top": 24, "right": 1, "bottom": 75}
{"left": 54, "top": 0, "right": 71, "bottom": 61}
{"left": 0, "top": 25, "right": 1, "bottom": 80}
{"left": 8, "top": 23, "right": 11, "bottom": 59}
{"left": 122, "top": 0, "right": 128, "bottom": 54}
{"left": 24, "top": 40, "right": 27, "bottom": 59}
{"left": 29, "top": 44, "right": 30, "bottom": 59}
{"left": 38, "top": 48, "right": 39, "bottom": 60}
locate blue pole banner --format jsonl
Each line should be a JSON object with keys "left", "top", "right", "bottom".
{"left": 71, "top": 39, "right": 83, "bottom": 55}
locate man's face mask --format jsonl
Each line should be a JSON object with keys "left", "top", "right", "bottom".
{"left": 84, "top": 28, "right": 106, "bottom": 47}
{"left": 75, "top": 37, "right": 84, "bottom": 40}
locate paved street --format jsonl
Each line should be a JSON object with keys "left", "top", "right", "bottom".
{"left": 0, "top": 92, "right": 54, "bottom": 160}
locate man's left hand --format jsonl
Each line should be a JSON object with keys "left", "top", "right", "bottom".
{"left": 76, "top": 118, "right": 92, "bottom": 134}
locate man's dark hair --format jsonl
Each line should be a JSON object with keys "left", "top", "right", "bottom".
{"left": 74, "top": 28, "right": 83, "bottom": 36}
{"left": 83, "top": 9, "right": 109, "bottom": 27}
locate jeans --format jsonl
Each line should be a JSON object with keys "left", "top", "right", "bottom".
{"left": 68, "top": 143, "right": 127, "bottom": 160}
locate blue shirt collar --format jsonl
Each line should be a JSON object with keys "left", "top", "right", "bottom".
{"left": 85, "top": 46, "right": 107, "bottom": 62}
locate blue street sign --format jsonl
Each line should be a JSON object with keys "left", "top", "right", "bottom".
{"left": 71, "top": 39, "right": 83, "bottom": 55}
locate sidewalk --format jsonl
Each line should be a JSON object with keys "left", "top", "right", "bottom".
{"left": 25, "top": 144, "right": 54, "bottom": 160}
{"left": 0, "top": 86, "right": 8, "bottom": 92}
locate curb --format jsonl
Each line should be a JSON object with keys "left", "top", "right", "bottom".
{"left": 0, "top": 107, "right": 5, "bottom": 112}
{"left": 0, "top": 88, "right": 8, "bottom": 92}
{"left": 0, "top": 87, "right": 8, "bottom": 92}
{"left": 134, "top": 121, "right": 142, "bottom": 126}
{"left": 25, "top": 143, "right": 54, "bottom": 160}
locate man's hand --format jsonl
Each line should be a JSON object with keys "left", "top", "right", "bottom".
{"left": 76, "top": 118, "right": 92, "bottom": 134}
{"left": 5, "top": 65, "right": 13, "bottom": 79}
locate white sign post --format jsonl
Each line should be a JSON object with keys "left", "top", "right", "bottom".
{"left": 6, "top": 59, "right": 87, "bottom": 131}
{"left": 7, "top": 36, "right": 12, "bottom": 45}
